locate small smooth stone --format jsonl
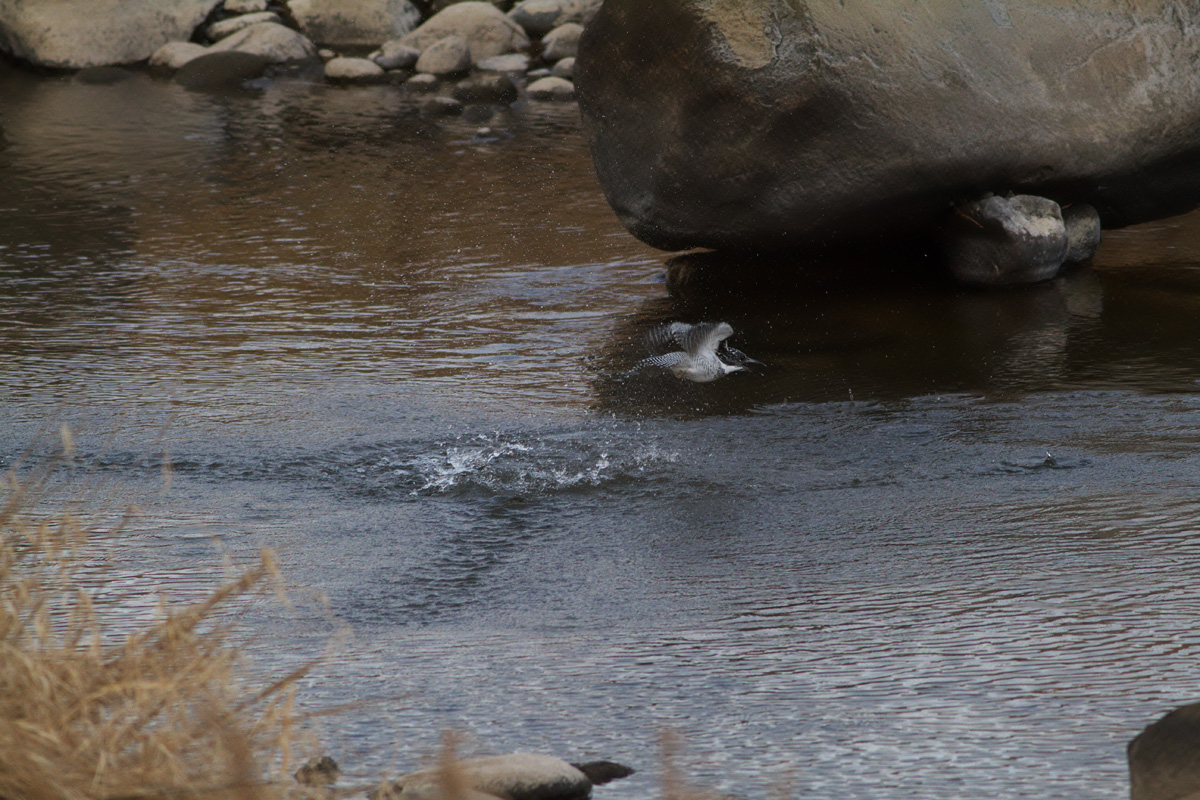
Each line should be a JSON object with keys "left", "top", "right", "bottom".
{"left": 318, "top": 48, "right": 338, "bottom": 61}
{"left": 372, "top": 40, "right": 421, "bottom": 70}
{"left": 540, "top": 22, "right": 581, "bottom": 61}
{"left": 526, "top": 75, "right": 574, "bottom": 100}
{"left": 526, "top": 67, "right": 551, "bottom": 78}
{"left": 405, "top": 72, "right": 440, "bottom": 91}
{"left": 415, "top": 35, "right": 472, "bottom": 76}
{"left": 324, "top": 56, "right": 386, "bottom": 82}
{"left": 225, "top": 0, "right": 267, "bottom": 12}
{"left": 550, "top": 55, "right": 573, "bottom": 78}
{"left": 149, "top": 41, "right": 208, "bottom": 70}
{"left": 474, "top": 53, "right": 530, "bottom": 73}
{"left": 207, "top": 11, "right": 281, "bottom": 41}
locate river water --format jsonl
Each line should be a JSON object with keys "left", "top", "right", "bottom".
{"left": 4, "top": 60, "right": 1200, "bottom": 800}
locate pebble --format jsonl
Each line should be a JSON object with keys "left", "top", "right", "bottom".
{"left": 324, "top": 56, "right": 386, "bottom": 82}
{"left": 474, "top": 53, "right": 530, "bottom": 74}
{"left": 526, "top": 75, "right": 575, "bottom": 100}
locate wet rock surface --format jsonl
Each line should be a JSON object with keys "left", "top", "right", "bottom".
{"left": 577, "top": 1, "right": 1200, "bottom": 254}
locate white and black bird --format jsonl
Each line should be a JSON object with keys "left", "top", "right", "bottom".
{"left": 638, "top": 321, "right": 761, "bottom": 382}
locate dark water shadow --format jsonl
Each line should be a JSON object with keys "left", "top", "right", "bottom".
{"left": 591, "top": 239, "right": 1200, "bottom": 416}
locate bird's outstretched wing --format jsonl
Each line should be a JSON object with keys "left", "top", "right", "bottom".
{"left": 644, "top": 321, "right": 733, "bottom": 356}
{"left": 638, "top": 352, "right": 685, "bottom": 370}
{"left": 677, "top": 321, "right": 733, "bottom": 356}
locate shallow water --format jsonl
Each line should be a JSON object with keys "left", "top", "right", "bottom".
{"left": 4, "top": 60, "right": 1200, "bottom": 799}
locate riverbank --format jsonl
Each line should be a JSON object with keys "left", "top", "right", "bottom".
{"left": 0, "top": 0, "right": 585, "bottom": 109}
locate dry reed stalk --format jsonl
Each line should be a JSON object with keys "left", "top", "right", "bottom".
{"left": 0, "top": 466, "right": 321, "bottom": 800}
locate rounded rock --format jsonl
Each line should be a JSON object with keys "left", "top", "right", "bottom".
{"left": 475, "top": 52, "right": 530, "bottom": 74}
{"left": 371, "top": 40, "right": 421, "bottom": 70}
{"left": 287, "top": 0, "right": 422, "bottom": 47}
{"left": 540, "top": 22, "right": 581, "bottom": 61}
{"left": 941, "top": 194, "right": 1069, "bottom": 286}
{"left": 149, "top": 40, "right": 208, "bottom": 70}
{"left": 324, "top": 56, "right": 387, "bottom": 82}
{"left": 400, "top": 2, "right": 530, "bottom": 61}
{"left": 1130, "top": 703, "right": 1200, "bottom": 800}
{"left": 405, "top": 72, "right": 441, "bottom": 91}
{"left": 526, "top": 75, "right": 574, "bottom": 100}
{"left": 415, "top": 35, "right": 472, "bottom": 76}
{"left": 209, "top": 21, "right": 317, "bottom": 63}
{"left": 550, "top": 55, "right": 573, "bottom": 79}
{"left": 225, "top": 0, "right": 267, "bottom": 11}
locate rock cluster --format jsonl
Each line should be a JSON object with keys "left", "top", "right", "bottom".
{"left": 0, "top": 0, "right": 589, "bottom": 104}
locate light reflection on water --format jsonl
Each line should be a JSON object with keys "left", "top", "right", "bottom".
{"left": 3, "top": 59, "right": 1200, "bottom": 800}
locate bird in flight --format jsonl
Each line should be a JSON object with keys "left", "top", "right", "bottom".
{"left": 638, "top": 321, "right": 761, "bottom": 382}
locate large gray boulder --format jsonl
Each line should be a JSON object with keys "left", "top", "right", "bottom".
{"left": 578, "top": 1, "right": 1200, "bottom": 253}
{"left": 287, "top": 0, "right": 422, "bottom": 48}
{"left": 400, "top": 1, "right": 529, "bottom": 60}
{"left": 0, "top": 0, "right": 220, "bottom": 68}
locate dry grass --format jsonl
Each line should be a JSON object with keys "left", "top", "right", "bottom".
{"left": 0, "top": 460, "right": 320, "bottom": 800}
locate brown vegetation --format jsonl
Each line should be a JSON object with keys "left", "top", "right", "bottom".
{"left": 0, "top": 461, "right": 319, "bottom": 800}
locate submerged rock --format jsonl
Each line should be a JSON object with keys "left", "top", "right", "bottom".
{"left": 452, "top": 72, "right": 518, "bottom": 104}
{"left": 526, "top": 75, "right": 573, "bottom": 100}
{"left": 324, "top": 56, "right": 386, "bottom": 82}
{"left": 174, "top": 50, "right": 269, "bottom": 88}
{"left": 578, "top": 1, "right": 1200, "bottom": 254}
{"left": 0, "top": 0, "right": 220, "bottom": 68}
{"left": 371, "top": 754, "right": 633, "bottom": 800}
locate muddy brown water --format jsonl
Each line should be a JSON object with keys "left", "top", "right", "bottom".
{"left": 3, "top": 61, "right": 1200, "bottom": 799}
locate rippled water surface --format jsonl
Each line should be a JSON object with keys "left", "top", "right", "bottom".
{"left": 4, "top": 60, "right": 1200, "bottom": 800}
